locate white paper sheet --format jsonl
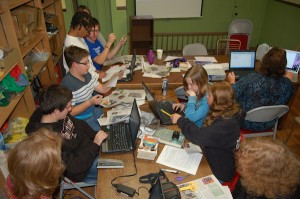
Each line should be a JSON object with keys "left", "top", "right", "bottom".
{"left": 195, "top": 56, "right": 218, "bottom": 62}
{"left": 156, "top": 145, "right": 202, "bottom": 175}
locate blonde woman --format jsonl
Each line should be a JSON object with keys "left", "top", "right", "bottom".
{"left": 1, "top": 128, "right": 64, "bottom": 198}
{"left": 234, "top": 139, "right": 300, "bottom": 199}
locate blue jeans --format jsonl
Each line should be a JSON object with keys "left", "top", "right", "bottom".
{"left": 82, "top": 158, "right": 98, "bottom": 184}
{"left": 83, "top": 106, "right": 102, "bottom": 132}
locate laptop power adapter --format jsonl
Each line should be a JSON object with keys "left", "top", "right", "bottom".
{"left": 115, "top": 184, "right": 136, "bottom": 197}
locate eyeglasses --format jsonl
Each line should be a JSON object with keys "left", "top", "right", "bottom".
{"left": 76, "top": 60, "right": 90, "bottom": 65}
{"left": 89, "top": 29, "right": 100, "bottom": 34}
{"left": 65, "top": 104, "right": 72, "bottom": 110}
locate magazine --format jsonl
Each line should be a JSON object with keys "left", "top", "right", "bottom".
{"left": 178, "top": 175, "right": 233, "bottom": 199}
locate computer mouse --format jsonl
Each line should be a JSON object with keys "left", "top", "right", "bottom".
{"left": 172, "top": 131, "right": 180, "bottom": 140}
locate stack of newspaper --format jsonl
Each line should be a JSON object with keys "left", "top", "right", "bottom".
{"left": 137, "top": 135, "right": 159, "bottom": 160}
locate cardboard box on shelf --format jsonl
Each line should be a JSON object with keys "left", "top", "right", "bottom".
{"left": 0, "top": 48, "right": 20, "bottom": 69}
{"left": 11, "top": 5, "right": 37, "bottom": 40}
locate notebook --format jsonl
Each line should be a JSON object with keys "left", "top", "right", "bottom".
{"left": 142, "top": 81, "right": 176, "bottom": 125}
{"left": 101, "top": 99, "right": 141, "bottom": 153}
{"left": 118, "top": 51, "right": 136, "bottom": 82}
{"left": 229, "top": 50, "right": 256, "bottom": 79}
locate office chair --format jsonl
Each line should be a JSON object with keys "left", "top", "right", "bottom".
{"left": 216, "top": 39, "right": 241, "bottom": 55}
{"left": 240, "top": 105, "right": 289, "bottom": 139}
{"left": 228, "top": 19, "right": 253, "bottom": 50}
{"left": 59, "top": 177, "right": 96, "bottom": 199}
{"left": 182, "top": 43, "right": 208, "bottom": 56}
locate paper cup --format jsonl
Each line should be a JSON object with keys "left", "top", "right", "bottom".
{"left": 157, "top": 49, "right": 163, "bottom": 59}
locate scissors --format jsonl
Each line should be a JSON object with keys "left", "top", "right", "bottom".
{"left": 174, "top": 174, "right": 192, "bottom": 183}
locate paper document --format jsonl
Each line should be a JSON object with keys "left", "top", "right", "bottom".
{"left": 195, "top": 56, "right": 218, "bottom": 62}
{"left": 178, "top": 175, "right": 233, "bottom": 199}
{"left": 102, "top": 65, "right": 128, "bottom": 82}
{"left": 156, "top": 145, "right": 202, "bottom": 175}
{"left": 143, "top": 64, "right": 172, "bottom": 78}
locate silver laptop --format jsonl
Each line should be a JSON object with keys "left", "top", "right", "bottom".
{"left": 286, "top": 49, "right": 300, "bottom": 82}
{"left": 229, "top": 50, "right": 256, "bottom": 79}
{"left": 101, "top": 99, "right": 140, "bottom": 153}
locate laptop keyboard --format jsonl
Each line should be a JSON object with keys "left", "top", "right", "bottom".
{"left": 111, "top": 124, "right": 130, "bottom": 150}
{"left": 157, "top": 101, "right": 174, "bottom": 125}
{"left": 234, "top": 70, "right": 253, "bottom": 79}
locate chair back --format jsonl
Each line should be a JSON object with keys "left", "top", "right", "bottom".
{"left": 241, "top": 105, "right": 289, "bottom": 139}
{"left": 182, "top": 43, "right": 208, "bottom": 56}
{"left": 245, "top": 105, "right": 289, "bottom": 122}
{"left": 228, "top": 19, "right": 253, "bottom": 49}
{"left": 256, "top": 43, "right": 270, "bottom": 61}
{"left": 216, "top": 39, "right": 241, "bottom": 55}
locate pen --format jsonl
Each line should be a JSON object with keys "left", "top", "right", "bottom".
{"left": 161, "top": 109, "right": 171, "bottom": 117}
{"left": 161, "top": 169, "right": 180, "bottom": 174}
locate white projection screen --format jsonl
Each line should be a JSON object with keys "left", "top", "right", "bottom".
{"left": 135, "top": 0, "right": 203, "bottom": 19}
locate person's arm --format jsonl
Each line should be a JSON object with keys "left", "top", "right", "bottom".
{"left": 177, "top": 117, "right": 240, "bottom": 148}
{"left": 107, "top": 35, "right": 127, "bottom": 60}
{"left": 93, "top": 33, "right": 116, "bottom": 65}
{"left": 227, "top": 71, "right": 236, "bottom": 84}
{"left": 184, "top": 96, "right": 209, "bottom": 124}
{"left": 69, "top": 95, "right": 103, "bottom": 116}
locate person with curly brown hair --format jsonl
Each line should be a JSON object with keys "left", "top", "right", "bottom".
{"left": 227, "top": 47, "right": 295, "bottom": 131}
{"left": 171, "top": 81, "right": 245, "bottom": 182}
{"left": 233, "top": 139, "right": 300, "bottom": 199}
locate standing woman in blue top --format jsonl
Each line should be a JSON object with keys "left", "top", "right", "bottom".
{"left": 227, "top": 47, "right": 295, "bottom": 131}
{"left": 172, "top": 65, "right": 209, "bottom": 127}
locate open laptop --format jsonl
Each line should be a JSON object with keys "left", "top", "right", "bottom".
{"left": 101, "top": 99, "right": 141, "bottom": 153}
{"left": 142, "top": 81, "right": 177, "bottom": 125}
{"left": 229, "top": 50, "right": 256, "bottom": 79}
{"left": 118, "top": 51, "right": 136, "bottom": 82}
{"left": 286, "top": 49, "right": 300, "bottom": 82}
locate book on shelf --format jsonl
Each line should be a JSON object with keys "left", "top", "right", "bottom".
{"left": 153, "top": 128, "right": 185, "bottom": 148}
{"left": 97, "top": 158, "right": 124, "bottom": 169}
{"left": 137, "top": 135, "right": 159, "bottom": 160}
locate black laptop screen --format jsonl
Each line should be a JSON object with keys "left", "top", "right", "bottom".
{"left": 230, "top": 50, "right": 256, "bottom": 69}
{"left": 129, "top": 99, "right": 140, "bottom": 147}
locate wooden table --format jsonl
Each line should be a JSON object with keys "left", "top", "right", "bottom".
{"left": 109, "top": 55, "right": 230, "bottom": 89}
{"left": 96, "top": 90, "right": 212, "bottom": 198}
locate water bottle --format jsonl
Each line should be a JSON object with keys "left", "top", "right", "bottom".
{"left": 148, "top": 48, "right": 154, "bottom": 65}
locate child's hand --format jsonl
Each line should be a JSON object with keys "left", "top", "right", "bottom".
{"left": 186, "top": 90, "right": 196, "bottom": 97}
{"left": 227, "top": 72, "right": 236, "bottom": 84}
{"left": 118, "top": 35, "right": 127, "bottom": 45}
{"left": 170, "top": 113, "right": 182, "bottom": 124}
{"left": 172, "top": 103, "right": 185, "bottom": 111}
{"left": 96, "top": 70, "right": 107, "bottom": 79}
{"left": 94, "top": 130, "right": 108, "bottom": 145}
{"left": 90, "top": 95, "right": 103, "bottom": 105}
{"left": 107, "top": 33, "right": 116, "bottom": 45}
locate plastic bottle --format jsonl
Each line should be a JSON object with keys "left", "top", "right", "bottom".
{"left": 148, "top": 47, "right": 154, "bottom": 65}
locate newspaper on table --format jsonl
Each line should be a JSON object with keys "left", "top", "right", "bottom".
{"left": 143, "top": 64, "right": 172, "bottom": 78}
{"left": 103, "top": 55, "right": 145, "bottom": 66}
{"left": 100, "top": 89, "right": 145, "bottom": 108}
{"left": 178, "top": 174, "right": 233, "bottom": 199}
